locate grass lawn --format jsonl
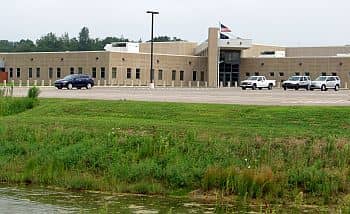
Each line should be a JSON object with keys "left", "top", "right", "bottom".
{"left": 1, "top": 98, "right": 350, "bottom": 209}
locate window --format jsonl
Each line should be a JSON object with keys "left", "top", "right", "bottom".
{"left": 304, "top": 72, "right": 310, "bottom": 76}
{"left": 192, "top": 71, "right": 197, "bottom": 81}
{"left": 101, "top": 67, "right": 106, "bottom": 79}
{"left": 295, "top": 72, "right": 300, "bottom": 76}
{"left": 92, "top": 67, "right": 97, "bottom": 78}
{"left": 127, "top": 68, "right": 132, "bottom": 79}
{"left": 255, "top": 72, "right": 259, "bottom": 76}
{"left": 158, "top": 70, "right": 163, "bottom": 80}
{"left": 57, "top": 68, "right": 61, "bottom": 78}
{"left": 136, "top": 68, "right": 140, "bottom": 79}
{"left": 9, "top": 68, "right": 13, "bottom": 78}
{"left": 112, "top": 67, "right": 117, "bottom": 79}
{"left": 28, "top": 68, "right": 33, "bottom": 78}
{"left": 279, "top": 72, "right": 284, "bottom": 77}
{"left": 172, "top": 70, "right": 176, "bottom": 81}
{"left": 180, "top": 70, "right": 184, "bottom": 81}
{"left": 200, "top": 71, "right": 204, "bottom": 81}
{"left": 70, "top": 67, "right": 74, "bottom": 74}
{"left": 270, "top": 72, "right": 274, "bottom": 77}
{"left": 36, "top": 68, "right": 40, "bottom": 78}
{"left": 332, "top": 72, "right": 337, "bottom": 76}
{"left": 322, "top": 72, "right": 327, "bottom": 76}
{"left": 245, "top": 72, "right": 250, "bottom": 77}
{"left": 48, "top": 68, "right": 53, "bottom": 79}
{"left": 78, "top": 67, "right": 83, "bottom": 74}
{"left": 16, "top": 68, "right": 21, "bottom": 78}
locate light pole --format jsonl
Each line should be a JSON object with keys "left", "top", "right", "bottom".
{"left": 146, "top": 10, "right": 159, "bottom": 88}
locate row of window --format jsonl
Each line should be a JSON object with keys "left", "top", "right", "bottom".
{"left": 7, "top": 67, "right": 206, "bottom": 81}
{"left": 8, "top": 67, "right": 106, "bottom": 79}
{"left": 116, "top": 68, "right": 205, "bottom": 81}
{"left": 246, "top": 71, "right": 339, "bottom": 77}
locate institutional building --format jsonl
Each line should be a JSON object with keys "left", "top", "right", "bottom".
{"left": 1, "top": 27, "right": 350, "bottom": 87}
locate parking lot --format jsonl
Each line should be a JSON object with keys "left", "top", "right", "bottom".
{"left": 11, "top": 86, "right": 350, "bottom": 106}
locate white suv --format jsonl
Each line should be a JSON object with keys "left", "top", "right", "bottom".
{"left": 310, "top": 76, "right": 340, "bottom": 91}
{"left": 282, "top": 76, "right": 311, "bottom": 90}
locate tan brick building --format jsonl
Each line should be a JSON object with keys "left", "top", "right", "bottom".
{"left": 1, "top": 27, "right": 350, "bottom": 87}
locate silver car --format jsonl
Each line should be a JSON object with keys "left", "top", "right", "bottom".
{"left": 282, "top": 76, "right": 311, "bottom": 90}
{"left": 310, "top": 76, "right": 340, "bottom": 91}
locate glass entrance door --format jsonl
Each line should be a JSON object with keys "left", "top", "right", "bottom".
{"left": 219, "top": 63, "right": 240, "bottom": 87}
{"left": 219, "top": 50, "right": 241, "bottom": 87}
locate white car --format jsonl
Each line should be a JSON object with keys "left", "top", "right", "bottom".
{"left": 310, "top": 76, "right": 340, "bottom": 91}
{"left": 240, "top": 76, "right": 276, "bottom": 90}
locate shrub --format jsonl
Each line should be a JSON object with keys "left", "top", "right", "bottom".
{"left": 0, "top": 97, "right": 38, "bottom": 116}
{"left": 27, "top": 87, "right": 40, "bottom": 99}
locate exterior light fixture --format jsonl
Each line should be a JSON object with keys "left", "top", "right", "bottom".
{"left": 146, "top": 10, "right": 159, "bottom": 88}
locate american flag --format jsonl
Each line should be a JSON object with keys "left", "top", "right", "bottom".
{"left": 220, "top": 24, "right": 232, "bottom": 32}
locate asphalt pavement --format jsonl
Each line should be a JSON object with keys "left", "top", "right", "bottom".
{"left": 11, "top": 86, "right": 350, "bottom": 106}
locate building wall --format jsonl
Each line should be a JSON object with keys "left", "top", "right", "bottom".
{"left": 241, "top": 57, "right": 350, "bottom": 84}
{"left": 139, "top": 42, "right": 198, "bottom": 56}
{"left": 109, "top": 52, "right": 207, "bottom": 86}
{"left": 286, "top": 46, "right": 350, "bottom": 57}
{"left": 242, "top": 44, "right": 286, "bottom": 58}
{"left": 0, "top": 51, "right": 208, "bottom": 87}
{"left": 0, "top": 51, "right": 109, "bottom": 84}
{"left": 207, "top": 28, "right": 219, "bottom": 87}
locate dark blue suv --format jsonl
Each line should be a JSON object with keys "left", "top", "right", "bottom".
{"left": 55, "top": 74, "right": 94, "bottom": 90}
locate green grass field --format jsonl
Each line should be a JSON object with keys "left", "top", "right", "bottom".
{"left": 1, "top": 98, "right": 350, "bottom": 209}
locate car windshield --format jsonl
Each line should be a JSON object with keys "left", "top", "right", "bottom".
{"left": 63, "top": 75, "right": 76, "bottom": 80}
{"left": 288, "top": 76, "right": 300, "bottom": 81}
{"left": 315, "top": 76, "right": 327, "bottom": 81}
{"left": 247, "top": 76, "right": 258, "bottom": 80}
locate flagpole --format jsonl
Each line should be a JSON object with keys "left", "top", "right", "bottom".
{"left": 217, "top": 21, "right": 221, "bottom": 88}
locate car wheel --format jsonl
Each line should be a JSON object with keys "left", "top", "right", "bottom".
{"left": 335, "top": 85, "right": 339, "bottom": 91}
{"left": 306, "top": 85, "right": 310, "bottom": 91}
{"left": 295, "top": 85, "right": 299, "bottom": 90}
{"left": 283, "top": 87, "right": 287, "bottom": 91}
{"left": 86, "top": 83, "right": 92, "bottom": 89}
{"left": 252, "top": 84, "right": 256, "bottom": 90}
{"left": 268, "top": 84, "right": 273, "bottom": 90}
{"left": 67, "top": 83, "right": 73, "bottom": 90}
{"left": 321, "top": 85, "right": 326, "bottom": 91}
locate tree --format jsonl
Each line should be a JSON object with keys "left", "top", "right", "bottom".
{"left": 36, "top": 32, "right": 62, "bottom": 52}
{"left": 0, "top": 27, "right": 185, "bottom": 52}
{"left": 151, "top": 36, "right": 183, "bottom": 42}
{"left": 59, "top": 33, "right": 71, "bottom": 51}
{"left": 14, "top": 39, "right": 36, "bottom": 52}
{"left": 0, "top": 40, "right": 16, "bottom": 52}
{"left": 78, "top": 27, "right": 91, "bottom": 51}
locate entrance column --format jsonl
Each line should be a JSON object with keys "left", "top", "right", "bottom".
{"left": 207, "top": 28, "right": 219, "bottom": 87}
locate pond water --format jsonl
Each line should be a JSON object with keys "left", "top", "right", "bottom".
{"left": 0, "top": 185, "right": 329, "bottom": 213}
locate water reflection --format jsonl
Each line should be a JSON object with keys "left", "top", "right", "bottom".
{"left": 0, "top": 185, "right": 328, "bottom": 213}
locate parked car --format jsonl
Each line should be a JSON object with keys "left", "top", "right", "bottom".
{"left": 282, "top": 76, "right": 311, "bottom": 90}
{"left": 54, "top": 74, "right": 94, "bottom": 90}
{"left": 310, "top": 76, "right": 340, "bottom": 91}
{"left": 240, "top": 76, "right": 276, "bottom": 90}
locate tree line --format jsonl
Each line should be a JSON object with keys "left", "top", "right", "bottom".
{"left": 0, "top": 27, "right": 183, "bottom": 52}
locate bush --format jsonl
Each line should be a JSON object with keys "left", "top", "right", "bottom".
{"left": 27, "top": 87, "right": 40, "bottom": 99}
{"left": 0, "top": 97, "right": 38, "bottom": 116}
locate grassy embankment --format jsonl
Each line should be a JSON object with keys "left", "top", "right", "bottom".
{"left": 1, "top": 98, "right": 350, "bottom": 208}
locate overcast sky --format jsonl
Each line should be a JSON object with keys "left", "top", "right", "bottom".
{"left": 2, "top": 0, "right": 349, "bottom": 46}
